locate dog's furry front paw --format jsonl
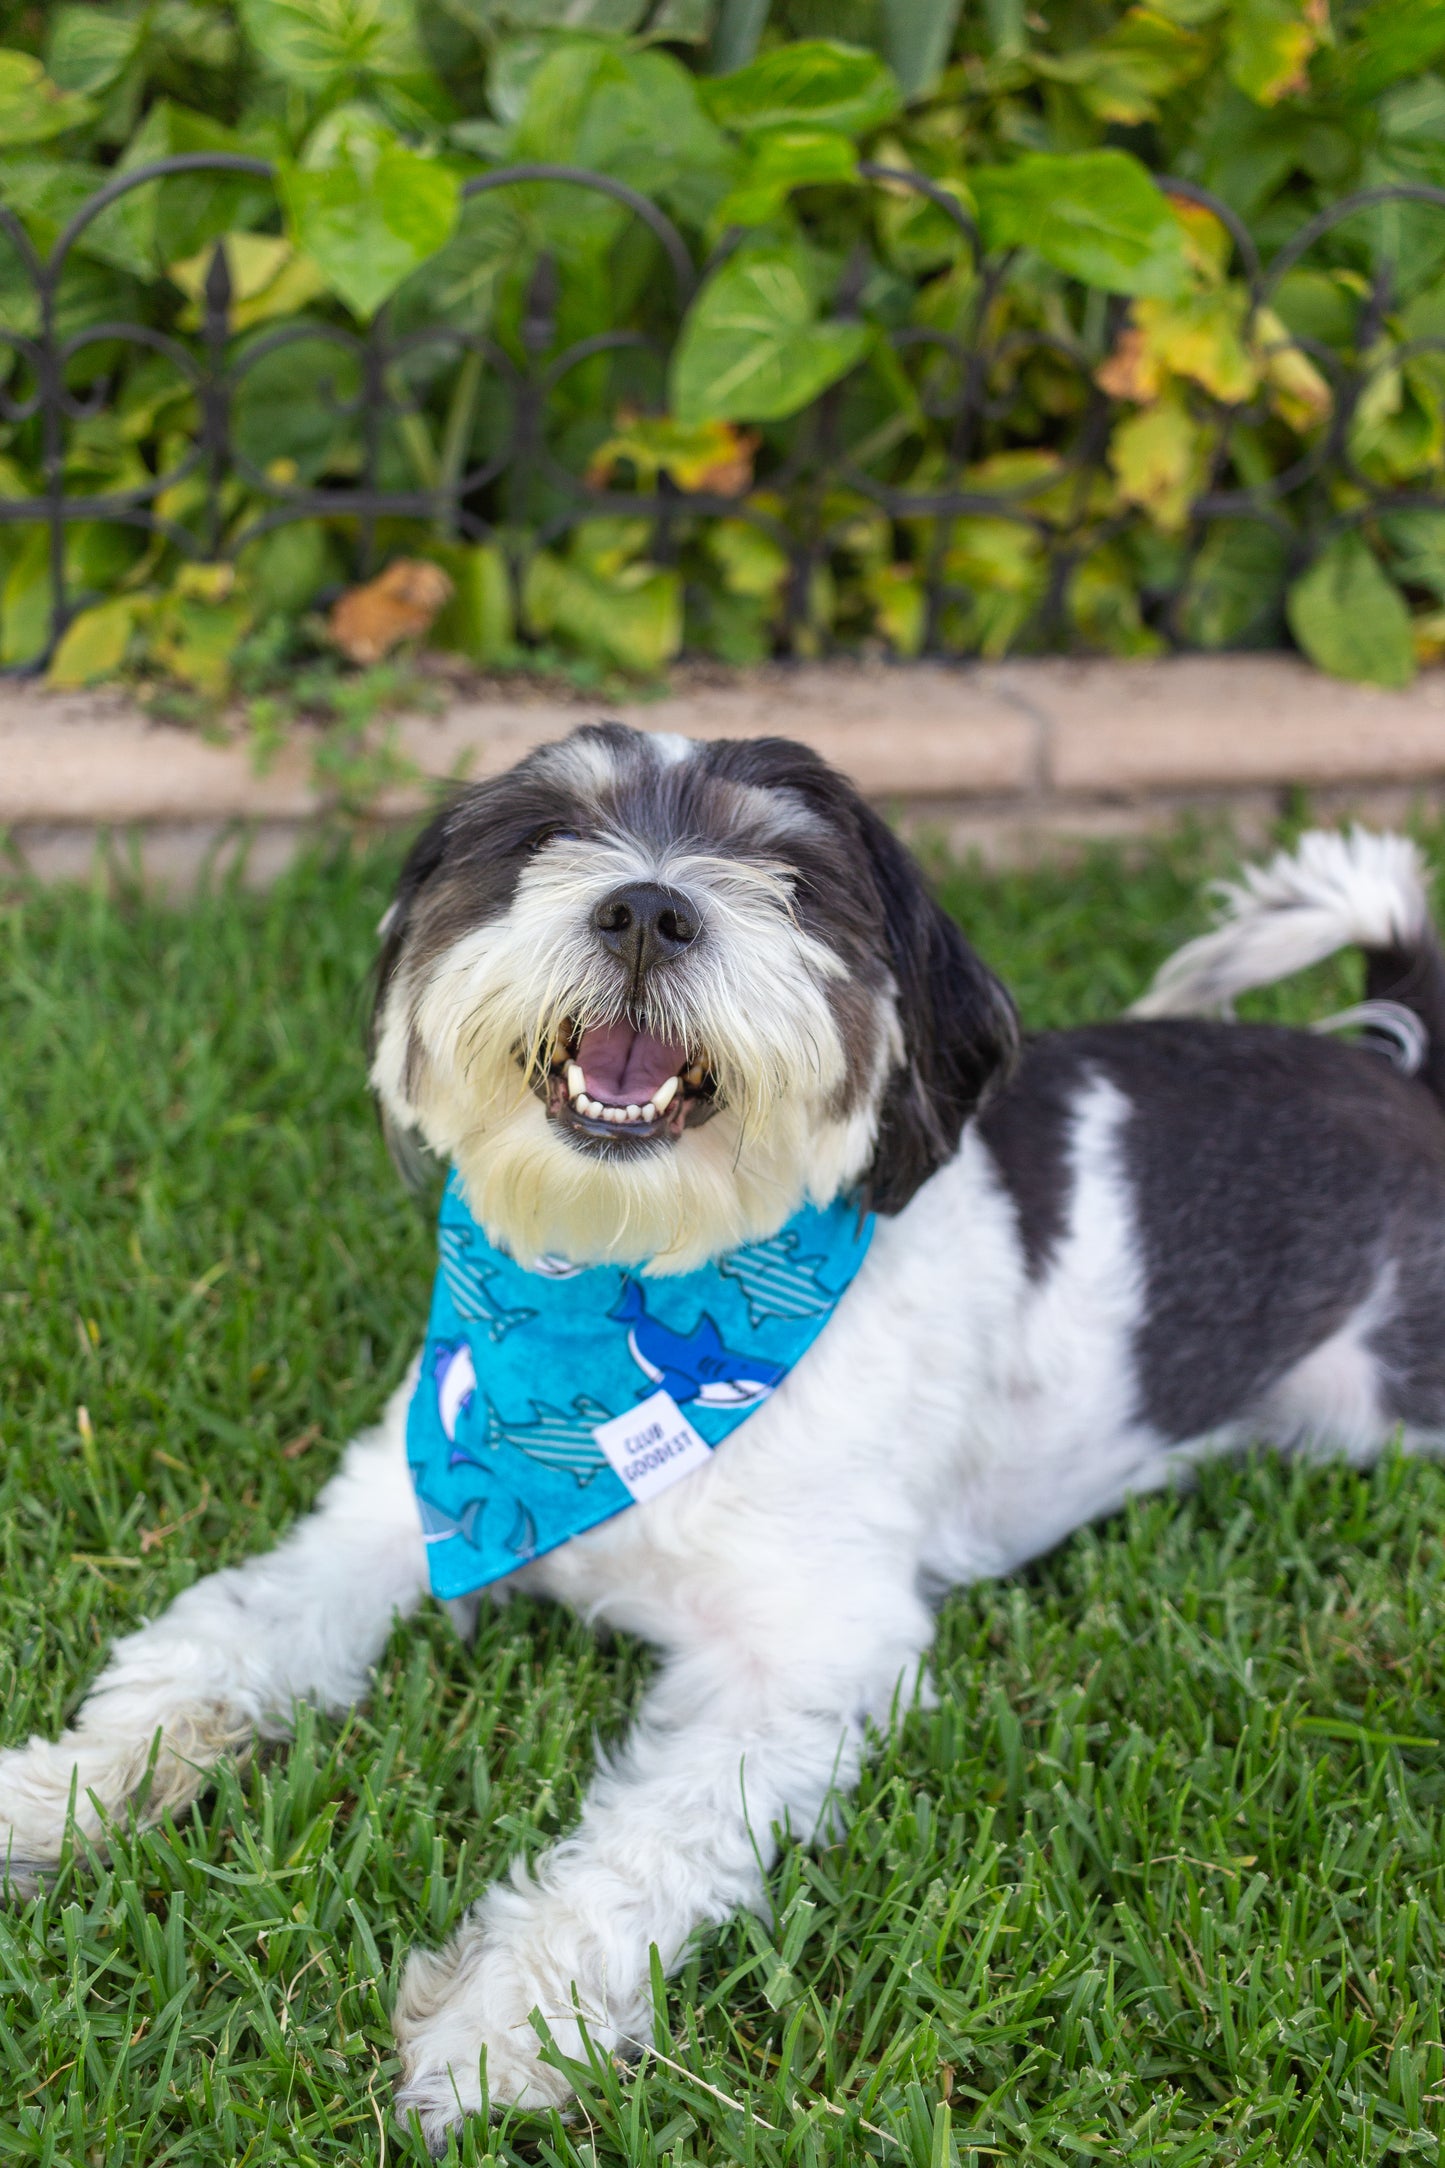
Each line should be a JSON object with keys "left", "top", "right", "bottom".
{"left": 392, "top": 1885, "right": 641, "bottom": 2148}
{"left": 0, "top": 1739, "right": 96, "bottom": 1897}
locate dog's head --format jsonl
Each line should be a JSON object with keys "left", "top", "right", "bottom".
{"left": 370, "top": 724, "right": 1016, "bottom": 1271}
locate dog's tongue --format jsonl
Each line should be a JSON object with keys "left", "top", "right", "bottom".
{"left": 577, "top": 1022, "right": 685, "bottom": 1106}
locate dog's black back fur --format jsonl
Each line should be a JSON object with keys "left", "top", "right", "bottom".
{"left": 980, "top": 1021, "right": 1445, "bottom": 1442}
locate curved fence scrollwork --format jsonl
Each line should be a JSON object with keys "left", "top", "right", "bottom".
{"left": 1, "top": 154, "right": 1443, "bottom": 672}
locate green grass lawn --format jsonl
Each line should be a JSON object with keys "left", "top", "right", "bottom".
{"left": 5, "top": 818, "right": 1445, "bottom": 2166}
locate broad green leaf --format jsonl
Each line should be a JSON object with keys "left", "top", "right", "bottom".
{"left": 0, "top": 157, "right": 125, "bottom": 273}
{"left": 1177, "top": 519, "right": 1288, "bottom": 646}
{"left": 1287, "top": 533, "right": 1416, "bottom": 687}
{"left": 712, "top": 127, "right": 858, "bottom": 227}
{"left": 1270, "top": 266, "right": 1360, "bottom": 349}
{"left": 701, "top": 40, "right": 901, "bottom": 139}
{"left": 281, "top": 129, "right": 461, "bottom": 320}
{"left": 1335, "top": 0, "right": 1445, "bottom": 103}
{"left": 1, "top": 522, "right": 138, "bottom": 666}
{"left": 238, "top": 522, "right": 342, "bottom": 617}
{"left": 2, "top": 528, "right": 55, "bottom": 667}
{"left": 389, "top": 192, "right": 525, "bottom": 339}
{"left": 512, "top": 40, "right": 737, "bottom": 230}
{"left": 880, "top": 0, "right": 962, "bottom": 101}
{"left": 104, "top": 101, "right": 273, "bottom": 274}
{"left": 1227, "top": 0, "right": 1322, "bottom": 106}
{"left": 233, "top": 332, "right": 363, "bottom": 481}
{"left": 428, "top": 541, "right": 515, "bottom": 662}
{"left": 524, "top": 548, "right": 681, "bottom": 671}
{"left": 1069, "top": 541, "right": 1166, "bottom": 656}
{"left": 971, "top": 151, "right": 1189, "bottom": 298}
{"left": 672, "top": 240, "right": 871, "bottom": 423}
{"left": 155, "top": 1, "right": 240, "bottom": 70}
{"left": 46, "top": 597, "right": 141, "bottom": 688}
{"left": 0, "top": 50, "right": 94, "bottom": 146}
{"left": 48, "top": 7, "right": 144, "bottom": 97}
{"left": 238, "top": 0, "right": 427, "bottom": 87}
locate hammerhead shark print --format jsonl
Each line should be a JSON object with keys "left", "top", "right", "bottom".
{"left": 610, "top": 1279, "right": 785, "bottom": 1408}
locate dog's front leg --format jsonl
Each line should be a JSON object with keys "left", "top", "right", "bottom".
{"left": 393, "top": 1567, "right": 932, "bottom": 2143}
{"left": 0, "top": 1371, "right": 427, "bottom": 1888}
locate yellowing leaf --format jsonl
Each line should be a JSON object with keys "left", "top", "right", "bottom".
{"left": 704, "top": 519, "right": 791, "bottom": 598}
{"left": 46, "top": 598, "right": 141, "bottom": 688}
{"left": 1149, "top": 290, "right": 1258, "bottom": 401}
{"left": 1101, "top": 291, "right": 1257, "bottom": 404}
{"left": 152, "top": 593, "right": 254, "bottom": 695}
{"left": 1169, "top": 195, "right": 1234, "bottom": 283}
{"left": 0, "top": 49, "right": 93, "bottom": 146}
{"left": 1254, "top": 306, "right": 1332, "bottom": 430}
{"left": 1227, "top": 0, "right": 1328, "bottom": 106}
{"left": 945, "top": 517, "right": 1043, "bottom": 593}
{"left": 1109, "top": 395, "right": 1207, "bottom": 529}
{"left": 169, "top": 234, "right": 329, "bottom": 331}
{"left": 1032, "top": 8, "right": 1207, "bottom": 124}
{"left": 587, "top": 416, "right": 760, "bottom": 496}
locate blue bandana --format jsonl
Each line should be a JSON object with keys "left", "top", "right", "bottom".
{"left": 406, "top": 1174, "right": 875, "bottom": 1599}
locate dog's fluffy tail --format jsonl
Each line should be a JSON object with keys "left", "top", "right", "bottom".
{"left": 1133, "top": 827, "right": 1445, "bottom": 1103}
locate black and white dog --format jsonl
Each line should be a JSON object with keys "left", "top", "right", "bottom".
{"left": 4, "top": 724, "right": 1445, "bottom": 2146}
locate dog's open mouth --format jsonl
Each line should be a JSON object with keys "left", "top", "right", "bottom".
{"left": 539, "top": 1020, "right": 717, "bottom": 1147}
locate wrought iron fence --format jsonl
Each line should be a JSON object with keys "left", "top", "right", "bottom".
{"left": 1, "top": 153, "right": 1444, "bottom": 671}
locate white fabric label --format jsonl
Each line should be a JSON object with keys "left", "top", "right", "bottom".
{"left": 593, "top": 1390, "right": 713, "bottom": 1504}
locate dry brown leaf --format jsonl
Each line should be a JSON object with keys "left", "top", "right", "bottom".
{"left": 1096, "top": 321, "right": 1159, "bottom": 403}
{"left": 327, "top": 558, "right": 454, "bottom": 666}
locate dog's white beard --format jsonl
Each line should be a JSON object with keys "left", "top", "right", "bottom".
{"left": 370, "top": 850, "right": 894, "bottom": 1273}
{"left": 426, "top": 1084, "right": 878, "bottom": 1273}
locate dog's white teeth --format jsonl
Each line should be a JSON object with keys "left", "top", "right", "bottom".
{"left": 624, "top": 1104, "right": 642, "bottom": 1122}
{"left": 566, "top": 1063, "right": 585, "bottom": 1101}
{"left": 576, "top": 1093, "right": 598, "bottom": 1117}
{"left": 640, "top": 1100, "right": 657, "bottom": 1122}
{"left": 652, "top": 1075, "right": 679, "bottom": 1113}
{"left": 605, "top": 1106, "right": 626, "bottom": 1123}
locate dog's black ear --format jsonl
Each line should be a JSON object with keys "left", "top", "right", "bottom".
{"left": 369, "top": 802, "right": 454, "bottom": 1204}
{"left": 370, "top": 801, "right": 452, "bottom": 1053}
{"left": 856, "top": 799, "right": 1018, "bottom": 1215}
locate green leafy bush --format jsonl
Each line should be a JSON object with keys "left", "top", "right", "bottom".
{"left": 2, "top": 0, "right": 1445, "bottom": 695}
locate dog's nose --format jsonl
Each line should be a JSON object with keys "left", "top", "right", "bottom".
{"left": 592, "top": 882, "right": 700, "bottom": 976}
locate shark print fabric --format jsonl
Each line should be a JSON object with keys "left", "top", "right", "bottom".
{"left": 406, "top": 1173, "right": 875, "bottom": 1599}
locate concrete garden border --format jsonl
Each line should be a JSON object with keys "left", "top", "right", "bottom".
{"left": 5, "top": 654, "right": 1445, "bottom": 885}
